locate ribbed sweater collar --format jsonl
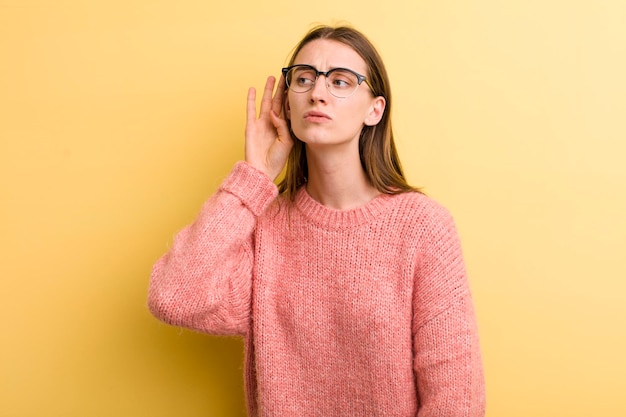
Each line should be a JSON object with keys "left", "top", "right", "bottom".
{"left": 293, "top": 186, "right": 394, "bottom": 230}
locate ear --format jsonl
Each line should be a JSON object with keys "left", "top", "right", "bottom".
{"left": 364, "top": 96, "right": 386, "bottom": 126}
{"left": 284, "top": 91, "right": 291, "bottom": 120}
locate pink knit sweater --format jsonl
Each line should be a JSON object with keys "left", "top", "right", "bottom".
{"left": 148, "top": 161, "right": 485, "bottom": 416}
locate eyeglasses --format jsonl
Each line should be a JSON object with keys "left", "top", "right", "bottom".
{"left": 281, "top": 64, "right": 372, "bottom": 98}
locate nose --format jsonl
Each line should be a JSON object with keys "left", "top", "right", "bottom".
{"left": 309, "top": 74, "right": 329, "bottom": 102}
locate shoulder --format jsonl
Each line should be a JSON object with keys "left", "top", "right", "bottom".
{"left": 381, "top": 191, "right": 462, "bottom": 254}
{"left": 388, "top": 191, "right": 455, "bottom": 227}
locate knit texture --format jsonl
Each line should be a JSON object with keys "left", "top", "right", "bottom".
{"left": 148, "top": 161, "right": 486, "bottom": 416}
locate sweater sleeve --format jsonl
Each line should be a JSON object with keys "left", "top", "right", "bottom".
{"left": 412, "top": 203, "right": 486, "bottom": 417}
{"left": 148, "top": 161, "right": 278, "bottom": 336}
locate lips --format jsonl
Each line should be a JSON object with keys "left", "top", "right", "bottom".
{"left": 303, "top": 111, "right": 331, "bottom": 121}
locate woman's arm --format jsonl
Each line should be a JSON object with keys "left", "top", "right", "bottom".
{"left": 412, "top": 203, "right": 486, "bottom": 416}
{"left": 148, "top": 162, "right": 277, "bottom": 336}
{"left": 149, "top": 74, "right": 291, "bottom": 336}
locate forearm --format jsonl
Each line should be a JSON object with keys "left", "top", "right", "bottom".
{"left": 148, "top": 161, "right": 277, "bottom": 335}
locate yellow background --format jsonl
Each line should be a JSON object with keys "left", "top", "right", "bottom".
{"left": 2, "top": 1, "right": 625, "bottom": 416}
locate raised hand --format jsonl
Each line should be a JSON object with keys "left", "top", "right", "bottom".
{"left": 245, "top": 75, "right": 293, "bottom": 181}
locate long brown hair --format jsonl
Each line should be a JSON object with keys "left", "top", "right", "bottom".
{"left": 278, "top": 25, "right": 420, "bottom": 199}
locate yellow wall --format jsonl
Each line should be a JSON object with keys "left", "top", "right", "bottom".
{"left": 2, "top": 1, "right": 625, "bottom": 416}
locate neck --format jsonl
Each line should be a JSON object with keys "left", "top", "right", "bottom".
{"left": 305, "top": 144, "right": 380, "bottom": 210}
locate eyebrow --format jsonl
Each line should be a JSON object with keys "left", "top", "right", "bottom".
{"left": 292, "top": 64, "right": 362, "bottom": 72}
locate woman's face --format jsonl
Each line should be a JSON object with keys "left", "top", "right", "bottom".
{"left": 285, "top": 39, "right": 385, "bottom": 148}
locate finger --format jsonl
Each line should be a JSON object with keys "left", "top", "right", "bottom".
{"left": 259, "top": 76, "right": 276, "bottom": 116}
{"left": 271, "top": 110, "right": 291, "bottom": 141}
{"left": 246, "top": 87, "right": 257, "bottom": 125}
{"left": 271, "top": 75, "right": 286, "bottom": 116}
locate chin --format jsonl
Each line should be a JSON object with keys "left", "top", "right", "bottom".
{"left": 292, "top": 125, "right": 360, "bottom": 148}
{"left": 298, "top": 135, "right": 340, "bottom": 147}
{"left": 292, "top": 128, "right": 329, "bottom": 144}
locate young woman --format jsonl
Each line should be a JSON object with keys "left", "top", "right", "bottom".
{"left": 148, "top": 25, "right": 486, "bottom": 416}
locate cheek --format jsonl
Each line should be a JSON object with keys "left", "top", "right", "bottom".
{"left": 289, "top": 119, "right": 307, "bottom": 139}
{"left": 286, "top": 93, "right": 304, "bottom": 116}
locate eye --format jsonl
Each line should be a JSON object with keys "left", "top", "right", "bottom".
{"left": 296, "top": 76, "right": 314, "bottom": 87}
{"left": 292, "top": 68, "right": 316, "bottom": 87}
{"left": 332, "top": 78, "right": 350, "bottom": 87}
{"left": 328, "top": 70, "right": 357, "bottom": 89}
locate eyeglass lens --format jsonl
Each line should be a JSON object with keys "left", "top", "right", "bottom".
{"left": 286, "top": 67, "right": 360, "bottom": 98}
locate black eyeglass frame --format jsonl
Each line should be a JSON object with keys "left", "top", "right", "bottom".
{"left": 281, "top": 64, "right": 373, "bottom": 97}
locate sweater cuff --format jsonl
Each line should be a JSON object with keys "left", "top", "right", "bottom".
{"left": 219, "top": 161, "right": 279, "bottom": 217}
